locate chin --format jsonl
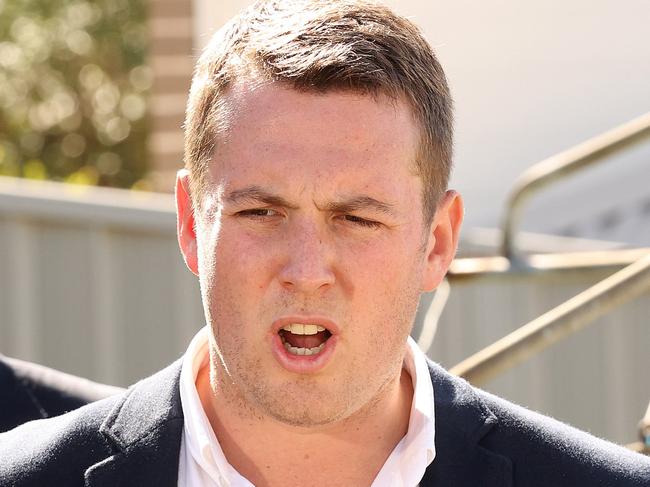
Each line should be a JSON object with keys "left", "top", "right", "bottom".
{"left": 249, "top": 384, "right": 354, "bottom": 428}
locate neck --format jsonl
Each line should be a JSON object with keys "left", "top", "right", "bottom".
{"left": 196, "top": 358, "right": 413, "bottom": 487}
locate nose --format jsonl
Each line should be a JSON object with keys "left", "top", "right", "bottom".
{"left": 278, "top": 219, "right": 335, "bottom": 294}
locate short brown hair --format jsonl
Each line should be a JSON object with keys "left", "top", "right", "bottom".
{"left": 184, "top": 0, "right": 453, "bottom": 222}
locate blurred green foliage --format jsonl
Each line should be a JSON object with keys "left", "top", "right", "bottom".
{"left": 0, "top": 0, "right": 151, "bottom": 189}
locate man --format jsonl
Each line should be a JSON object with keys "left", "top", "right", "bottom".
{"left": 0, "top": 354, "right": 123, "bottom": 433}
{"left": 1, "top": 1, "right": 649, "bottom": 485}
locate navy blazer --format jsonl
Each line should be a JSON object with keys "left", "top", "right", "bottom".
{"left": 1, "top": 358, "right": 648, "bottom": 486}
{"left": 0, "top": 355, "right": 123, "bottom": 433}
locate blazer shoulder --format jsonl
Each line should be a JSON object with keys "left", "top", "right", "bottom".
{"left": 0, "top": 356, "right": 45, "bottom": 432}
{"left": 478, "top": 388, "right": 650, "bottom": 485}
{"left": 0, "top": 355, "right": 124, "bottom": 433}
{"left": 0, "top": 394, "right": 119, "bottom": 486}
{"left": 0, "top": 359, "right": 184, "bottom": 487}
{"left": 427, "top": 360, "right": 650, "bottom": 486}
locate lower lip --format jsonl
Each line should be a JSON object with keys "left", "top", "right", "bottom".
{"left": 270, "top": 332, "right": 338, "bottom": 374}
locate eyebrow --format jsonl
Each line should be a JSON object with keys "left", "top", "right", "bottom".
{"left": 225, "top": 185, "right": 299, "bottom": 209}
{"left": 224, "top": 185, "right": 396, "bottom": 216}
{"left": 322, "top": 196, "right": 396, "bottom": 216}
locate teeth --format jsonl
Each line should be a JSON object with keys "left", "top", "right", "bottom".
{"left": 282, "top": 340, "right": 326, "bottom": 356}
{"left": 279, "top": 323, "right": 330, "bottom": 357}
{"left": 282, "top": 323, "right": 325, "bottom": 335}
{"left": 303, "top": 324, "right": 318, "bottom": 335}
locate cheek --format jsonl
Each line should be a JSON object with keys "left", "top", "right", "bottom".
{"left": 343, "top": 243, "right": 421, "bottom": 316}
{"left": 195, "top": 217, "right": 222, "bottom": 273}
{"left": 343, "top": 234, "right": 421, "bottom": 279}
{"left": 211, "top": 226, "right": 279, "bottom": 289}
{"left": 357, "top": 238, "right": 425, "bottom": 300}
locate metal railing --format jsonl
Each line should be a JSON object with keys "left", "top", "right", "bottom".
{"left": 449, "top": 253, "right": 650, "bottom": 384}
{"left": 501, "top": 111, "right": 650, "bottom": 264}
{"left": 440, "top": 112, "right": 650, "bottom": 382}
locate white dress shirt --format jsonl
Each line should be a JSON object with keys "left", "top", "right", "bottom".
{"left": 177, "top": 326, "right": 435, "bottom": 487}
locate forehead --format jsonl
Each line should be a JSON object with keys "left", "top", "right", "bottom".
{"left": 207, "top": 82, "right": 422, "bottom": 207}
{"left": 221, "top": 81, "right": 417, "bottom": 141}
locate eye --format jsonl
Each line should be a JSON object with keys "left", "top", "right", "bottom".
{"left": 340, "top": 214, "right": 382, "bottom": 229}
{"left": 237, "top": 208, "right": 281, "bottom": 218}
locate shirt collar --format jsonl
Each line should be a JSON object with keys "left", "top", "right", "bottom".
{"left": 407, "top": 335, "right": 436, "bottom": 462}
{"left": 371, "top": 336, "right": 435, "bottom": 486}
{"left": 179, "top": 326, "right": 244, "bottom": 485}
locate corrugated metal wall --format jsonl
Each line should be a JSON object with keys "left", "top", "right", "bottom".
{"left": 0, "top": 178, "right": 203, "bottom": 385}
{"left": 1, "top": 176, "right": 647, "bottom": 444}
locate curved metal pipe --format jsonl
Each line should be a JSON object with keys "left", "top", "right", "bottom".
{"left": 450, "top": 253, "right": 650, "bottom": 385}
{"left": 501, "top": 112, "right": 650, "bottom": 262}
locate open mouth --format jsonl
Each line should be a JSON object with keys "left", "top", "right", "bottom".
{"left": 278, "top": 323, "right": 333, "bottom": 356}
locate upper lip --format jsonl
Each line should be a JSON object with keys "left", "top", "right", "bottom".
{"left": 271, "top": 315, "right": 339, "bottom": 335}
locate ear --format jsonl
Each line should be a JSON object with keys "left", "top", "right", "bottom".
{"left": 175, "top": 169, "right": 199, "bottom": 276}
{"left": 421, "top": 190, "right": 463, "bottom": 292}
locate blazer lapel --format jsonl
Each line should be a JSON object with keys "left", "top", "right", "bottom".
{"left": 84, "top": 360, "right": 185, "bottom": 487}
{"left": 420, "top": 361, "right": 513, "bottom": 487}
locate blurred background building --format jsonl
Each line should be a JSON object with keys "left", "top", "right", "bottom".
{"left": 0, "top": 0, "right": 649, "bottom": 447}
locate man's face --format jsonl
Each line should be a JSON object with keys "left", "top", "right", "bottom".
{"left": 177, "top": 82, "right": 460, "bottom": 427}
